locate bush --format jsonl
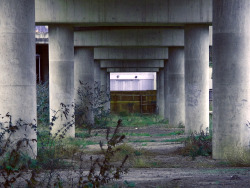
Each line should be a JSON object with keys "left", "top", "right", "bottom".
{"left": 180, "top": 130, "right": 212, "bottom": 160}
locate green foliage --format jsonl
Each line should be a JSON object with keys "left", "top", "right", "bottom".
{"left": 180, "top": 130, "right": 212, "bottom": 160}
{"left": 107, "top": 113, "right": 168, "bottom": 127}
{"left": 37, "top": 81, "right": 49, "bottom": 127}
{"left": 75, "top": 81, "right": 111, "bottom": 134}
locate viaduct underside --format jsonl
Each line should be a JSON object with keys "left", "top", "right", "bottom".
{"left": 0, "top": 0, "right": 250, "bottom": 160}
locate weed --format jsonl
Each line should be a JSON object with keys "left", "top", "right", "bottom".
{"left": 179, "top": 130, "right": 212, "bottom": 160}
{"left": 79, "top": 119, "right": 129, "bottom": 187}
{"left": 75, "top": 81, "right": 111, "bottom": 135}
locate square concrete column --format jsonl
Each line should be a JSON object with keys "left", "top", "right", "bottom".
{"left": 74, "top": 47, "right": 95, "bottom": 126}
{"left": 100, "top": 68, "right": 110, "bottom": 112}
{"left": 213, "top": 0, "right": 250, "bottom": 159}
{"left": 94, "top": 60, "right": 101, "bottom": 87}
{"left": 49, "top": 25, "right": 75, "bottom": 137}
{"left": 106, "top": 72, "right": 111, "bottom": 112}
{"left": 0, "top": 0, "right": 37, "bottom": 157}
{"left": 164, "top": 60, "right": 169, "bottom": 120}
{"left": 168, "top": 47, "right": 185, "bottom": 127}
{"left": 158, "top": 68, "right": 165, "bottom": 117}
{"left": 185, "top": 25, "right": 209, "bottom": 134}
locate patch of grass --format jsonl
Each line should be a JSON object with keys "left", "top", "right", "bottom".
{"left": 225, "top": 149, "right": 250, "bottom": 167}
{"left": 161, "top": 137, "right": 187, "bottom": 142}
{"left": 133, "top": 158, "right": 151, "bottom": 168}
{"left": 106, "top": 114, "right": 168, "bottom": 127}
{"left": 153, "top": 130, "right": 184, "bottom": 137}
{"left": 123, "top": 132, "right": 151, "bottom": 137}
{"left": 131, "top": 140, "right": 157, "bottom": 143}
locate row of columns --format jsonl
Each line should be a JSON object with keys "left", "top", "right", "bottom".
{"left": 1, "top": 0, "right": 250, "bottom": 160}
{"left": 158, "top": 25, "right": 209, "bottom": 134}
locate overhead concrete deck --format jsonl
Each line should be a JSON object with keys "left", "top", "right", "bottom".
{"left": 94, "top": 47, "right": 168, "bottom": 60}
{"left": 100, "top": 60, "right": 164, "bottom": 68}
{"left": 35, "top": 0, "right": 212, "bottom": 26}
{"left": 107, "top": 68, "right": 159, "bottom": 72}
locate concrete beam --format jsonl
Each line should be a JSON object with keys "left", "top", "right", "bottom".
{"left": 107, "top": 68, "right": 159, "bottom": 72}
{"left": 74, "top": 28, "right": 184, "bottom": 47}
{"left": 94, "top": 47, "right": 168, "bottom": 60}
{"left": 35, "top": 0, "right": 212, "bottom": 25}
{"left": 36, "top": 27, "right": 213, "bottom": 46}
{"left": 100, "top": 60, "right": 164, "bottom": 68}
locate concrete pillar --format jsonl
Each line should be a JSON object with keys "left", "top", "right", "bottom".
{"left": 100, "top": 69, "right": 110, "bottom": 112}
{"left": 185, "top": 25, "right": 209, "bottom": 134}
{"left": 164, "top": 60, "right": 169, "bottom": 120}
{"left": 156, "top": 73, "right": 160, "bottom": 114}
{"left": 0, "top": 0, "right": 36, "bottom": 157}
{"left": 74, "top": 47, "right": 95, "bottom": 126}
{"left": 168, "top": 48, "right": 185, "bottom": 127}
{"left": 213, "top": 0, "right": 250, "bottom": 159}
{"left": 158, "top": 69, "right": 165, "bottom": 117}
{"left": 94, "top": 60, "right": 101, "bottom": 87}
{"left": 49, "top": 25, "right": 74, "bottom": 137}
{"left": 106, "top": 72, "right": 111, "bottom": 112}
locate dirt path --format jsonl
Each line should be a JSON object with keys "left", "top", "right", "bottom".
{"left": 81, "top": 126, "right": 250, "bottom": 187}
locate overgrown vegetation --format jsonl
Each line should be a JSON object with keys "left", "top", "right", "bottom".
{"left": 75, "top": 81, "right": 111, "bottom": 134}
{"left": 179, "top": 130, "right": 212, "bottom": 160}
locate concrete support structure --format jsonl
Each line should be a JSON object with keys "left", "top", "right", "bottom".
{"left": 100, "top": 60, "right": 164, "bottom": 68}
{"left": 74, "top": 28, "right": 184, "bottom": 47}
{"left": 107, "top": 68, "right": 159, "bottom": 72}
{"left": 185, "top": 25, "right": 209, "bottom": 134}
{"left": 213, "top": 0, "right": 250, "bottom": 159}
{"left": 100, "top": 69, "right": 110, "bottom": 112}
{"left": 164, "top": 61, "right": 169, "bottom": 120}
{"left": 74, "top": 47, "right": 95, "bottom": 126}
{"left": 106, "top": 72, "right": 111, "bottom": 111}
{"left": 35, "top": 0, "right": 212, "bottom": 25}
{"left": 158, "top": 68, "right": 165, "bottom": 117}
{"left": 49, "top": 25, "right": 75, "bottom": 137}
{"left": 168, "top": 48, "right": 185, "bottom": 127}
{"left": 94, "top": 48, "right": 168, "bottom": 60}
{"left": 0, "top": 0, "right": 37, "bottom": 157}
{"left": 94, "top": 60, "right": 101, "bottom": 86}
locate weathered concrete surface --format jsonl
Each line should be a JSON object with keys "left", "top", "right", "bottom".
{"left": 36, "top": 27, "right": 213, "bottom": 46}
{"left": 49, "top": 25, "right": 75, "bottom": 137}
{"left": 100, "top": 69, "right": 110, "bottom": 112}
{"left": 213, "top": 0, "right": 250, "bottom": 159}
{"left": 74, "top": 47, "right": 95, "bottom": 126}
{"left": 158, "top": 69, "right": 165, "bottom": 117}
{"left": 106, "top": 72, "right": 111, "bottom": 111}
{"left": 94, "top": 48, "right": 168, "bottom": 60}
{"left": 107, "top": 68, "right": 159, "bottom": 72}
{"left": 74, "top": 28, "right": 184, "bottom": 47}
{"left": 94, "top": 60, "right": 101, "bottom": 86}
{"left": 35, "top": 0, "right": 212, "bottom": 25}
{"left": 0, "top": 0, "right": 37, "bottom": 157}
{"left": 100, "top": 60, "right": 164, "bottom": 68}
{"left": 185, "top": 25, "right": 209, "bottom": 134}
{"left": 168, "top": 48, "right": 185, "bottom": 127}
{"left": 164, "top": 60, "right": 169, "bottom": 120}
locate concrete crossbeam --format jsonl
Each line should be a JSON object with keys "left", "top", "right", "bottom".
{"left": 107, "top": 68, "right": 159, "bottom": 72}
{"left": 94, "top": 48, "right": 168, "bottom": 60}
{"left": 74, "top": 28, "right": 184, "bottom": 47}
{"left": 35, "top": 0, "right": 212, "bottom": 25}
{"left": 100, "top": 60, "right": 164, "bottom": 68}
{"left": 36, "top": 27, "right": 213, "bottom": 46}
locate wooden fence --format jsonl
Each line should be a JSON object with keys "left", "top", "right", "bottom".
{"left": 110, "top": 90, "right": 157, "bottom": 114}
